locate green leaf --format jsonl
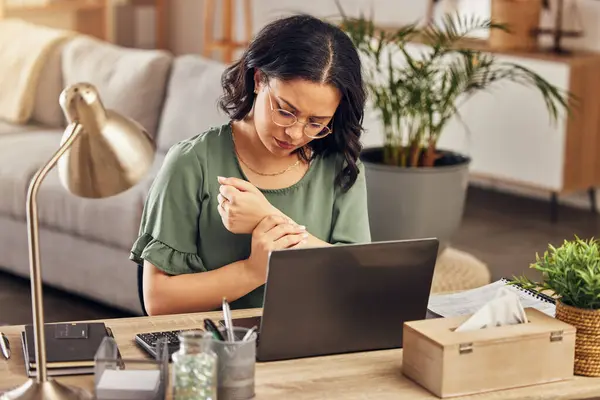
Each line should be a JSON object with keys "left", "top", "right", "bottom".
{"left": 511, "top": 236, "right": 600, "bottom": 309}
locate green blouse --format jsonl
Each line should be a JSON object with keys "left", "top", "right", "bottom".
{"left": 130, "top": 122, "right": 371, "bottom": 309}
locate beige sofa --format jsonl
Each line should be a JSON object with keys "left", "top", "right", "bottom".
{"left": 0, "top": 34, "right": 231, "bottom": 315}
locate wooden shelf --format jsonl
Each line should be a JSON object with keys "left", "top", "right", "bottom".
{"left": 0, "top": 0, "right": 110, "bottom": 41}
{"left": 376, "top": 24, "right": 600, "bottom": 65}
{"left": 4, "top": 0, "right": 103, "bottom": 13}
{"left": 206, "top": 39, "right": 250, "bottom": 50}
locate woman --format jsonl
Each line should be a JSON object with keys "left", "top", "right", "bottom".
{"left": 130, "top": 14, "right": 371, "bottom": 315}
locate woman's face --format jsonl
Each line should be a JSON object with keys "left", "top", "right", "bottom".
{"left": 253, "top": 72, "right": 341, "bottom": 156}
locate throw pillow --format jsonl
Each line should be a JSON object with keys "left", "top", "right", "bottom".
{"left": 61, "top": 35, "right": 172, "bottom": 139}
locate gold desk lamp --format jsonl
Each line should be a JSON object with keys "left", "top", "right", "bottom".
{"left": 2, "top": 82, "right": 155, "bottom": 399}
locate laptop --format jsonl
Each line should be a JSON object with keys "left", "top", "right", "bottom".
{"left": 230, "top": 238, "right": 439, "bottom": 362}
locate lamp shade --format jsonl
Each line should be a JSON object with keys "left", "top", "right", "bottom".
{"left": 57, "top": 83, "right": 155, "bottom": 198}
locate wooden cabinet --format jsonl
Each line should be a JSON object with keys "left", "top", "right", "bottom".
{"left": 436, "top": 47, "right": 600, "bottom": 198}
{"left": 0, "top": 0, "right": 170, "bottom": 50}
{"left": 0, "top": 0, "right": 111, "bottom": 41}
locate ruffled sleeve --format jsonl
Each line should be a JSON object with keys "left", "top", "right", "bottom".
{"left": 330, "top": 161, "right": 372, "bottom": 245}
{"left": 130, "top": 141, "right": 207, "bottom": 275}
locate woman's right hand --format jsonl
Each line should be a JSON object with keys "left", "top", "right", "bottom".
{"left": 245, "top": 215, "right": 308, "bottom": 282}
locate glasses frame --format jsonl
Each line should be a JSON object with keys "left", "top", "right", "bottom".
{"left": 265, "top": 84, "right": 333, "bottom": 139}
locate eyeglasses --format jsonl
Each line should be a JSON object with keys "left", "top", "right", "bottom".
{"left": 266, "top": 85, "right": 333, "bottom": 139}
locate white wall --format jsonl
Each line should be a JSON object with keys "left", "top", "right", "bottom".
{"left": 168, "top": 0, "right": 203, "bottom": 55}
{"left": 250, "top": 0, "right": 428, "bottom": 31}
{"left": 167, "top": 0, "right": 432, "bottom": 56}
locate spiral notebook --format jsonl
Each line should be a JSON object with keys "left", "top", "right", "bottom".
{"left": 427, "top": 278, "right": 556, "bottom": 318}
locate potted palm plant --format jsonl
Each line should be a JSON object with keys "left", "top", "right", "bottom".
{"left": 338, "top": 8, "right": 570, "bottom": 247}
{"left": 512, "top": 236, "right": 600, "bottom": 377}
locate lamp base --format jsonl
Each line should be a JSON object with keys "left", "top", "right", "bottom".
{"left": 1, "top": 379, "right": 92, "bottom": 400}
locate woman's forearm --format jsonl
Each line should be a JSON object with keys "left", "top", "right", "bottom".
{"left": 143, "top": 259, "right": 263, "bottom": 315}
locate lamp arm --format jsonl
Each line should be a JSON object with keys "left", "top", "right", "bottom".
{"left": 25, "top": 122, "right": 83, "bottom": 383}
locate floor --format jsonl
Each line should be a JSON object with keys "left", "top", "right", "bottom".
{"left": 1, "top": 185, "right": 598, "bottom": 326}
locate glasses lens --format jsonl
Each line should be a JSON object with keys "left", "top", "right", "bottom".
{"left": 272, "top": 109, "right": 296, "bottom": 127}
{"left": 305, "top": 123, "right": 331, "bottom": 138}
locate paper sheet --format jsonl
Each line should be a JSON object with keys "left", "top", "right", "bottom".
{"left": 96, "top": 369, "right": 161, "bottom": 400}
{"left": 427, "top": 280, "right": 556, "bottom": 318}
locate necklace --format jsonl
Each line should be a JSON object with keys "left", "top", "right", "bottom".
{"left": 231, "top": 125, "right": 301, "bottom": 177}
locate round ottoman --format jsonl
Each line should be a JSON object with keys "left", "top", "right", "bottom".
{"left": 431, "top": 247, "right": 491, "bottom": 294}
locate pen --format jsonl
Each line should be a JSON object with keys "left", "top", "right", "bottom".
{"left": 222, "top": 297, "right": 235, "bottom": 342}
{"left": 203, "top": 319, "right": 225, "bottom": 341}
{"left": 242, "top": 326, "right": 257, "bottom": 342}
{"left": 0, "top": 332, "right": 10, "bottom": 360}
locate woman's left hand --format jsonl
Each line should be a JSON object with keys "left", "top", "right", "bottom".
{"left": 217, "top": 176, "right": 285, "bottom": 234}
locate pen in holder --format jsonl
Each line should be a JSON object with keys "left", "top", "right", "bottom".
{"left": 94, "top": 336, "right": 168, "bottom": 400}
{"left": 203, "top": 326, "right": 257, "bottom": 400}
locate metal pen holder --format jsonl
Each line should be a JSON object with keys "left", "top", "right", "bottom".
{"left": 204, "top": 327, "right": 257, "bottom": 400}
{"left": 93, "top": 336, "right": 169, "bottom": 400}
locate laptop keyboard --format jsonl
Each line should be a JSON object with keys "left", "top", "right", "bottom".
{"left": 135, "top": 329, "right": 194, "bottom": 358}
{"left": 135, "top": 319, "right": 261, "bottom": 360}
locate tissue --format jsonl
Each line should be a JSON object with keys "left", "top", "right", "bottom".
{"left": 455, "top": 287, "right": 528, "bottom": 332}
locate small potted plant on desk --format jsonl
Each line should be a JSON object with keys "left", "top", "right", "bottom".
{"left": 338, "top": 7, "right": 570, "bottom": 249}
{"left": 512, "top": 236, "right": 600, "bottom": 377}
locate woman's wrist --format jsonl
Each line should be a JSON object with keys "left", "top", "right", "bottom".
{"left": 264, "top": 205, "right": 298, "bottom": 225}
{"left": 264, "top": 208, "right": 330, "bottom": 247}
{"left": 263, "top": 205, "right": 288, "bottom": 222}
{"left": 241, "top": 258, "right": 266, "bottom": 288}
{"left": 305, "top": 233, "right": 332, "bottom": 248}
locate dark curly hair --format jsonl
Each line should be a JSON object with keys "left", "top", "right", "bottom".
{"left": 219, "top": 14, "right": 366, "bottom": 192}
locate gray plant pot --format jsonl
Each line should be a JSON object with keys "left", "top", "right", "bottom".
{"left": 360, "top": 147, "right": 471, "bottom": 251}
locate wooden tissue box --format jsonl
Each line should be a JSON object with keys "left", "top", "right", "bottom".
{"left": 402, "top": 308, "right": 576, "bottom": 398}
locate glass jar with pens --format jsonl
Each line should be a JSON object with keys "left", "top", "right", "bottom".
{"left": 202, "top": 298, "right": 258, "bottom": 400}
{"left": 171, "top": 330, "right": 218, "bottom": 400}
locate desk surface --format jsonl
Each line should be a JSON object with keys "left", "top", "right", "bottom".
{"left": 1, "top": 309, "right": 599, "bottom": 400}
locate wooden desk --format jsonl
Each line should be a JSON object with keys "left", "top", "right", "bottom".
{"left": 1, "top": 309, "right": 599, "bottom": 400}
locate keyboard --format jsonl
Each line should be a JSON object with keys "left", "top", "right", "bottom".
{"left": 135, "top": 317, "right": 261, "bottom": 360}
{"left": 135, "top": 329, "right": 196, "bottom": 359}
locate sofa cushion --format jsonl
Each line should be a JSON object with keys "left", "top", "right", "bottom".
{"left": 33, "top": 153, "right": 165, "bottom": 250}
{"left": 0, "top": 130, "right": 63, "bottom": 218}
{"left": 0, "top": 128, "right": 164, "bottom": 250}
{"left": 156, "top": 55, "right": 229, "bottom": 153}
{"left": 31, "top": 41, "right": 67, "bottom": 128}
{"left": 0, "top": 121, "right": 42, "bottom": 136}
{"left": 62, "top": 35, "right": 172, "bottom": 139}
